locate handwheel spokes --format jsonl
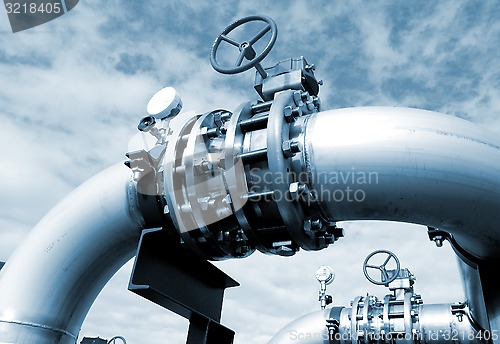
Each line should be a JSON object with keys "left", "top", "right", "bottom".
{"left": 382, "top": 254, "right": 392, "bottom": 267}
{"left": 220, "top": 34, "right": 240, "bottom": 47}
{"left": 365, "top": 264, "right": 382, "bottom": 271}
{"left": 249, "top": 24, "right": 272, "bottom": 45}
{"left": 366, "top": 263, "right": 390, "bottom": 282}
{"left": 235, "top": 50, "right": 245, "bottom": 67}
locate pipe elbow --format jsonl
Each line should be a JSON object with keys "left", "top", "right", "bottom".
{"left": 0, "top": 162, "right": 144, "bottom": 343}
{"left": 267, "top": 308, "right": 334, "bottom": 344}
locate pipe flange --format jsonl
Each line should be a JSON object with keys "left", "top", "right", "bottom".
{"left": 163, "top": 113, "right": 207, "bottom": 257}
{"left": 164, "top": 108, "right": 258, "bottom": 260}
{"left": 267, "top": 90, "right": 310, "bottom": 249}
{"left": 267, "top": 90, "right": 330, "bottom": 251}
{"left": 224, "top": 101, "right": 273, "bottom": 254}
{"left": 183, "top": 110, "right": 253, "bottom": 259}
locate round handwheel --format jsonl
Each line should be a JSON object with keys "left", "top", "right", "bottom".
{"left": 363, "top": 249, "right": 401, "bottom": 286}
{"left": 210, "top": 15, "right": 277, "bottom": 75}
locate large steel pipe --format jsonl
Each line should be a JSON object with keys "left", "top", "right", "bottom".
{"left": 305, "top": 106, "right": 500, "bottom": 260}
{"left": 0, "top": 163, "right": 144, "bottom": 343}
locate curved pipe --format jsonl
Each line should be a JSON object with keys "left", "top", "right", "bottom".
{"left": 267, "top": 309, "right": 333, "bottom": 344}
{"left": 0, "top": 163, "right": 144, "bottom": 343}
{"left": 305, "top": 107, "right": 500, "bottom": 260}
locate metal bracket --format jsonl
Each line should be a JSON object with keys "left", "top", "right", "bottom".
{"left": 254, "top": 57, "right": 321, "bottom": 101}
{"left": 427, "top": 226, "right": 482, "bottom": 267}
{"left": 128, "top": 227, "right": 238, "bottom": 344}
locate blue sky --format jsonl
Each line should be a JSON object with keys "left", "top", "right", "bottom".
{"left": 1, "top": 1, "right": 500, "bottom": 343}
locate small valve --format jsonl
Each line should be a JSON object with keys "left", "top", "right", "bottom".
{"left": 362, "top": 249, "right": 401, "bottom": 286}
{"left": 125, "top": 87, "right": 181, "bottom": 182}
{"left": 315, "top": 265, "right": 334, "bottom": 310}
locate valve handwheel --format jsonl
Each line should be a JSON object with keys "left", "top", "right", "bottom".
{"left": 363, "top": 249, "right": 401, "bottom": 286}
{"left": 210, "top": 15, "right": 277, "bottom": 78}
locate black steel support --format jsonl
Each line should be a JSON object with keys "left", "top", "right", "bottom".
{"left": 186, "top": 313, "right": 235, "bottom": 344}
{"left": 128, "top": 227, "right": 238, "bottom": 344}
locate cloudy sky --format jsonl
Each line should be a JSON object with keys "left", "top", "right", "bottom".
{"left": 1, "top": 1, "right": 500, "bottom": 343}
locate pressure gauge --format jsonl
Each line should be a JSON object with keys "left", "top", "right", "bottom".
{"left": 315, "top": 265, "right": 335, "bottom": 285}
{"left": 147, "top": 86, "right": 183, "bottom": 119}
